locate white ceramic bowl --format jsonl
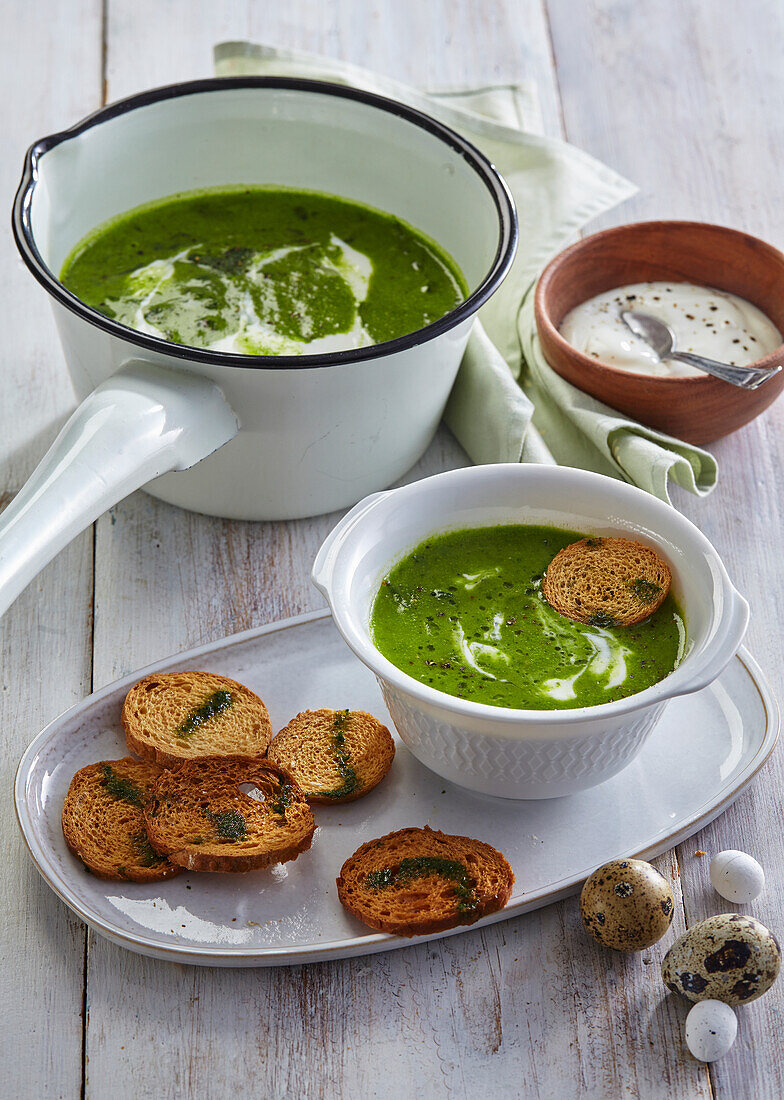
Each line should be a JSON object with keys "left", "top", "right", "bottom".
{"left": 312, "top": 465, "right": 749, "bottom": 798}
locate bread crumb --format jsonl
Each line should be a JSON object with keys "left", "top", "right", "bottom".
{"left": 694, "top": 850, "right": 707, "bottom": 857}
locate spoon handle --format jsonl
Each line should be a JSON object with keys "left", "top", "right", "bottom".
{"left": 670, "top": 350, "right": 782, "bottom": 390}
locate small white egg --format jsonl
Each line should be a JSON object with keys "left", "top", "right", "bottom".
{"left": 685, "top": 1000, "right": 737, "bottom": 1062}
{"left": 709, "top": 850, "right": 765, "bottom": 904}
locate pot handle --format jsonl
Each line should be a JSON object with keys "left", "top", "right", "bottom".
{"left": 311, "top": 490, "right": 389, "bottom": 597}
{"left": 658, "top": 587, "right": 750, "bottom": 700}
{"left": 0, "top": 361, "right": 238, "bottom": 618}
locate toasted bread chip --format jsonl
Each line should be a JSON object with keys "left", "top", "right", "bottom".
{"left": 61, "top": 757, "right": 181, "bottom": 882}
{"left": 542, "top": 536, "right": 671, "bottom": 627}
{"left": 336, "top": 826, "right": 514, "bottom": 937}
{"left": 267, "top": 708, "right": 395, "bottom": 804}
{"left": 143, "top": 755, "right": 315, "bottom": 872}
{"left": 122, "top": 671, "right": 272, "bottom": 768}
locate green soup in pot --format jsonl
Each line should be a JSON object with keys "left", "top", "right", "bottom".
{"left": 370, "top": 525, "right": 685, "bottom": 711}
{"left": 60, "top": 186, "right": 466, "bottom": 355}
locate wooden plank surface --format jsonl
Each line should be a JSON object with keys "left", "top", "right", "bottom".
{"left": 547, "top": 3, "right": 784, "bottom": 1096}
{"left": 84, "top": 4, "right": 710, "bottom": 1099}
{"left": 2, "top": 0, "right": 782, "bottom": 1096}
{"left": 86, "top": 6, "right": 575, "bottom": 1097}
{"left": 0, "top": 3, "right": 103, "bottom": 1097}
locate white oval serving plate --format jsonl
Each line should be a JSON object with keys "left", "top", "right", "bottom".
{"left": 15, "top": 610, "right": 779, "bottom": 967}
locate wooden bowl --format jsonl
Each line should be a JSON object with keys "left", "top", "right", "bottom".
{"left": 534, "top": 221, "right": 784, "bottom": 443}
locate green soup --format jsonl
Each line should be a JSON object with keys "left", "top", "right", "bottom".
{"left": 370, "top": 525, "right": 684, "bottom": 711}
{"left": 60, "top": 186, "right": 466, "bottom": 355}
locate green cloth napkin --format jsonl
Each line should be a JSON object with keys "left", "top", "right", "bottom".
{"left": 214, "top": 41, "right": 718, "bottom": 502}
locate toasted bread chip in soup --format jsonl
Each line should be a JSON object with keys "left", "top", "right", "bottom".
{"left": 542, "top": 536, "right": 671, "bottom": 627}
{"left": 267, "top": 708, "right": 395, "bottom": 804}
{"left": 61, "top": 757, "right": 181, "bottom": 882}
{"left": 122, "top": 671, "right": 272, "bottom": 768}
{"left": 143, "top": 755, "right": 315, "bottom": 873}
{"left": 336, "top": 826, "right": 514, "bottom": 937}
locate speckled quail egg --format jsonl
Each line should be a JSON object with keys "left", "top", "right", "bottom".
{"left": 685, "top": 1000, "right": 737, "bottom": 1062}
{"left": 662, "top": 913, "right": 781, "bottom": 1004}
{"left": 710, "top": 850, "right": 765, "bottom": 904}
{"left": 579, "top": 858, "right": 675, "bottom": 951}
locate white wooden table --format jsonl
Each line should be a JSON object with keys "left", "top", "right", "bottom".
{"left": 2, "top": 2, "right": 782, "bottom": 1096}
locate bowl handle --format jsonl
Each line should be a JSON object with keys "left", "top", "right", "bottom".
{"left": 0, "top": 361, "right": 238, "bottom": 619}
{"left": 660, "top": 588, "right": 750, "bottom": 699}
{"left": 311, "top": 490, "right": 389, "bottom": 597}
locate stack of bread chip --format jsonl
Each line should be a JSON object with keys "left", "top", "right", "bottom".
{"left": 61, "top": 670, "right": 514, "bottom": 935}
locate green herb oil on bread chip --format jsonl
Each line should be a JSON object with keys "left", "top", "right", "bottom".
{"left": 366, "top": 856, "right": 480, "bottom": 916}
{"left": 122, "top": 671, "right": 272, "bottom": 767}
{"left": 267, "top": 708, "right": 395, "bottom": 804}
{"left": 204, "top": 808, "right": 247, "bottom": 840}
{"left": 100, "top": 763, "right": 144, "bottom": 807}
{"left": 177, "top": 689, "right": 233, "bottom": 738}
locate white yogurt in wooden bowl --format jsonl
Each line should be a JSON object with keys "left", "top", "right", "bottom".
{"left": 559, "top": 281, "right": 782, "bottom": 378}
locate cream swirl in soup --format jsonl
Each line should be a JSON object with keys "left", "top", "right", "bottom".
{"left": 559, "top": 281, "right": 782, "bottom": 378}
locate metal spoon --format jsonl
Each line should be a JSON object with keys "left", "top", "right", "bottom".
{"left": 620, "top": 310, "right": 782, "bottom": 390}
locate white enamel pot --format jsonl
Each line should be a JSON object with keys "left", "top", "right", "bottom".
{"left": 7, "top": 77, "right": 517, "bottom": 618}
{"left": 312, "top": 464, "right": 749, "bottom": 798}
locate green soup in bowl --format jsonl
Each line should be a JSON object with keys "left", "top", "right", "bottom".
{"left": 370, "top": 524, "right": 684, "bottom": 711}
